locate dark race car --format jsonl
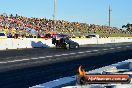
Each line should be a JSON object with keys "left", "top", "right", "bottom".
{"left": 52, "top": 34, "right": 79, "bottom": 49}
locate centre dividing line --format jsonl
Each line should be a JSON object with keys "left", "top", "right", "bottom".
{"left": 85, "top": 51, "right": 92, "bottom": 53}
{"left": 69, "top": 53, "right": 76, "bottom": 55}
{"left": 93, "top": 50, "right": 99, "bottom": 52}
{"left": 110, "top": 48, "right": 115, "bottom": 50}
{"left": 1, "top": 45, "right": 129, "bottom": 64}
{"left": 31, "top": 58, "right": 39, "bottom": 60}
{"left": 102, "top": 49, "right": 108, "bottom": 51}
{"left": 61, "top": 54, "right": 69, "bottom": 56}
{"left": 78, "top": 52, "right": 85, "bottom": 54}
{"left": 54, "top": 55, "right": 62, "bottom": 57}
{"left": 0, "top": 58, "right": 30, "bottom": 64}
{"left": 7, "top": 59, "right": 30, "bottom": 63}
{"left": 46, "top": 56, "right": 53, "bottom": 58}
{"left": 38, "top": 57, "right": 46, "bottom": 59}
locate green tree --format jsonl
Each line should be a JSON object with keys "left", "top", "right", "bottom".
{"left": 122, "top": 23, "right": 132, "bottom": 32}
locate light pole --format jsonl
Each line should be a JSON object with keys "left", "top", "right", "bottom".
{"left": 53, "top": 0, "right": 56, "bottom": 31}
{"left": 109, "top": 5, "right": 112, "bottom": 29}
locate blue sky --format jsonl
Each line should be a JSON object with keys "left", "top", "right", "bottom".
{"left": 0, "top": 0, "right": 131, "bottom": 28}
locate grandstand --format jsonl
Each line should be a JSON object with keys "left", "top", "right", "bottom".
{"left": 0, "top": 14, "right": 132, "bottom": 38}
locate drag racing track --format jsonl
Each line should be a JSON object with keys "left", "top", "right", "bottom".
{"left": 0, "top": 44, "right": 132, "bottom": 88}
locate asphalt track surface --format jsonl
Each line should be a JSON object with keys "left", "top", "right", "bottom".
{"left": 0, "top": 43, "right": 132, "bottom": 88}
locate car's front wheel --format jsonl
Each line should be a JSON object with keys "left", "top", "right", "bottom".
{"left": 75, "top": 45, "right": 79, "bottom": 49}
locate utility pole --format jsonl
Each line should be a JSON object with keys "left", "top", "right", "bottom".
{"left": 109, "top": 5, "right": 112, "bottom": 29}
{"left": 53, "top": 0, "right": 56, "bottom": 31}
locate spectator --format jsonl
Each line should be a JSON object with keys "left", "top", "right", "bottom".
{"left": 0, "top": 13, "right": 131, "bottom": 38}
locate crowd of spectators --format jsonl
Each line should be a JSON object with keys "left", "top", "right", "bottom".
{"left": 0, "top": 13, "right": 131, "bottom": 38}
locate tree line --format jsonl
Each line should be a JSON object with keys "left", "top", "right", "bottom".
{"left": 122, "top": 23, "right": 132, "bottom": 32}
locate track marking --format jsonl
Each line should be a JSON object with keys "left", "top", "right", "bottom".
{"left": 110, "top": 48, "right": 115, "bottom": 50}
{"left": 0, "top": 62, "right": 7, "bottom": 64}
{"left": 46, "top": 56, "right": 53, "bottom": 58}
{"left": 38, "top": 57, "right": 46, "bottom": 59}
{"left": 31, "top": 58, "right": 39, "bottom": 60}
{"left": 85, "top": 51, "right": 92, "bottom": 53}
{"left": 69, "top": 53, "right": 76, "bottom": 55}
{"left": 7, "top": 59, "right": 30, "bottom": 63}
{"left": 102, "top": 49, "right": 108, "bottom": 51}
{"left": 61, "top": 54, "right": 69, "bottom": 56}
{"left": 54, "top": 55, "right": 62, "bottom": 57}
{"left": 21, "top": 59, "right": 30, "bottom": 61}
{"left": 1, "top": 47, "right": 117, "bottom": 64}
{"left": 8, "top": 59, "right": 30, "bottom": 63}
{"left": 78, "top": 52, "right": 85, "bottom": 54}
{"left": 93, "top": 50, "right": 99, "bottom": 52}
{"left": 0, "top": 59, "right": 30, "bottom": 64}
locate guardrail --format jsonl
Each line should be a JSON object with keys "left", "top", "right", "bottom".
{"left": 0, "top": 37, "right": 132, "bottom": 50}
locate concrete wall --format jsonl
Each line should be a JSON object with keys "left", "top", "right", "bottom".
{"left": 71, "top": 37, "right": 132, "bottom": 44}
{"left": 0, "top": 37, "right": 132, "bottom": 50}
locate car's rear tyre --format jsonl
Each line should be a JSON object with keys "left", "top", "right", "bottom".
{"left": 55, "top": 44, "right": 59, "bottom": 49}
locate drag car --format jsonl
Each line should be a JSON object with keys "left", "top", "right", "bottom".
{"left": 52, "top": 34, "right": 79, "bottom": 49}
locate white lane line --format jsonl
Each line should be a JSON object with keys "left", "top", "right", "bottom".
{"left": 117, "top": 47, "right": 121, "bottom": 49}
{"left": 8, "top": 59, "right": 30, "bottom": 62}
{"left": 78, "top": 52, "right": 85, "bottom": 54}
{"left": 61, "top": 54, "right": 69, "bottom": 56}
{"left": 31, "top": 58, "right": 39, "bottom": 60}
{"left": 38, "top": 57, "right": 46, "bottom": 59}
{"left": 0, "top": 59, "right": 30, "bottom": 64}
{"left": 102, "top": 49, "right": 108, "bottom": 51}
{"left": 69, "top": 53, "right": 76, "bottom": 55}
{"left": 8, "top": 59, "right": 30, "bottom": 63}
{"left": 0, "top": 62, "right": 7, "bottom": 64}
{"left": 54, "top": 55, "right": 62, "bottom": 57}
{"left": 0, "top": 49, "right": 102, "bottom": 64}
{"left": 93, "top": 50, "right": 99, "bottom": 52}
{"left": 46, "top": 56, "right": 53, "bottom": 58}
{"left": 110, "top": 48, "right": 115, "bottom": 50}
{"left": 85, "top": 51, "right": 92, "bottom": 53}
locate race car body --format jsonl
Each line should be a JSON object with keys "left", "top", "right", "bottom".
{"left": 52, "top": 34, "right": 79, "bottom": 49}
